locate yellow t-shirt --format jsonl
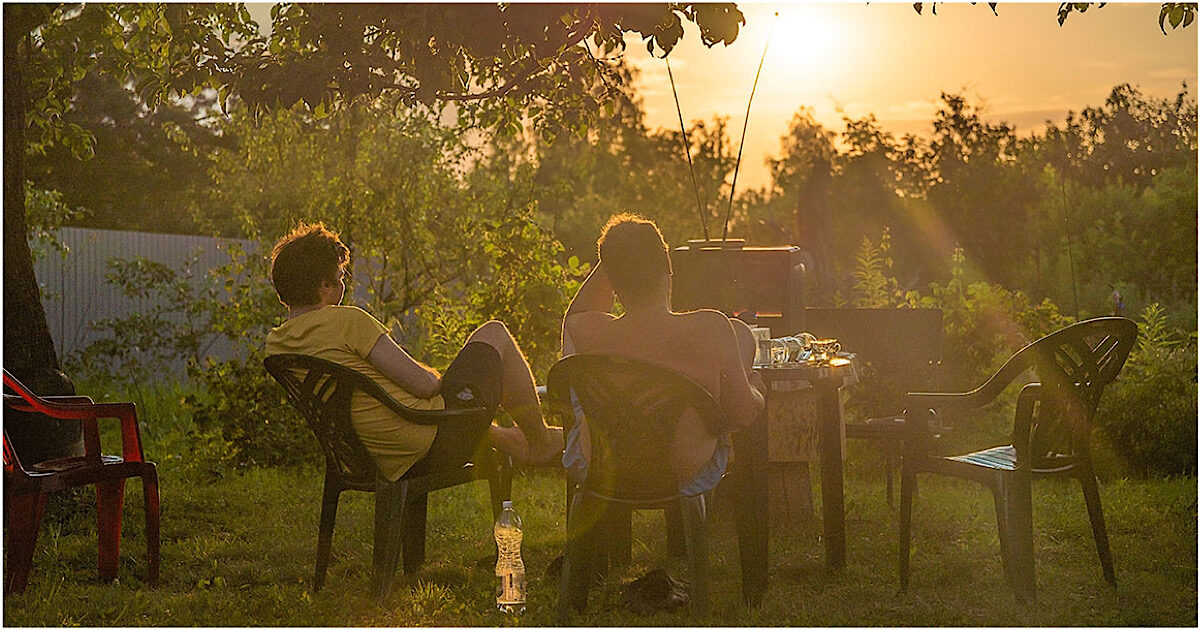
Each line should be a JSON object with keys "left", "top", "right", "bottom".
{"left": 265, "top": 305, "right": 442, "bottom": 481}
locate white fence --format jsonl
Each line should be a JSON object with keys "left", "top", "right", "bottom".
{"left": 34, "top": 227, "right": 380, "bottom": 375}
{"left": 34, "top": 227, "right": 258, "bottom": 370}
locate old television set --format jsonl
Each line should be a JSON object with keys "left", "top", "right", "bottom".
{"left": 670, "top": 240, "right": 811, "bottom": 337}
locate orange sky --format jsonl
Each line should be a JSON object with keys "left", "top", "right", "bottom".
{"left": 623, "top": 2, "right": 1198, "bottom": 190}
{"left": 244, "top": 3, "right": 1197, "bottom": 191}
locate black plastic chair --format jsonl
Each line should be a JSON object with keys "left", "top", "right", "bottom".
{"left": 806, "top": 307, "right": 946, "bottom": 504}
{"left": 546, "top": 354, "right": 729, "bottom": 620}
{"left": 263, "top": 354, "right": 513, "bottom": 599}
{"left": 898, "top": 317, "right": 1137, "bottom": 602}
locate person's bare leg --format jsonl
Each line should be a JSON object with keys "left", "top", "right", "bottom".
{"left": 466, "top": 320, "right": 563, "bottom": 465}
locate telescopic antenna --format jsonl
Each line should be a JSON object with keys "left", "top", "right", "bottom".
{"left": 722, "top": 12, "right": 778, "bottom": 240}
{"left": 667, "top": 57, "right": 709, "bottom": 241}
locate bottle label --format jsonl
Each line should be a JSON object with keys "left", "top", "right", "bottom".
{"left": 497, "top": 569, "right": 526, "bottom": 605}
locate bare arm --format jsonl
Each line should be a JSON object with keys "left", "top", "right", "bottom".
{"left": 566, "top": 262, "right": 614, "bottom": 317}
{"left": 366, "top": 333, "right": 442, "bottom": 399}
{"left": 562, "top": 262, "right": 615, "bottom": 355}
{"left": 717, "top": 316, "right": 765, "bottom": 429}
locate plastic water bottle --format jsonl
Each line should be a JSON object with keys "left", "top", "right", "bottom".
{"left": 494, "top": 500, "right": 526, "bottom": 614}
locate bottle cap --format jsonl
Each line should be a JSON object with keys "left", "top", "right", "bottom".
{"left": 502, "top": 500, "right": 513, "bottom": 509}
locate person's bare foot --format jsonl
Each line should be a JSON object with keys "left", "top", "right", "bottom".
{"left": 489, "top": 425, "right": 564, "bottom": 466}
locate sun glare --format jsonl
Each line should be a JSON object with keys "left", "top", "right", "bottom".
{"left": 763, "top": 5, "right": 844, "bottom": 80}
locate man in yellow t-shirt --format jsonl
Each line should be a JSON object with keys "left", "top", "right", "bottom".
{"left": 265, "top": 222, "right": 563, "bottom": 482}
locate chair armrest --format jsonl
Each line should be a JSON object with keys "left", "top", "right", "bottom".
{"left": 906, "top": 344, "right": 1038, "bottom": 414}
{"left": 905, "top": 390, "right": 989, "bottom": 412}
{"left": 2, "top": 395, "right": 145, "bottom": 463}
{"left": 40, "top": 395, "right": 96, "bottom": 405}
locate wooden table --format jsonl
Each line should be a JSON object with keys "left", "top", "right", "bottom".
{"left": 753, "top": 358, "right": 857, "bottom": 571}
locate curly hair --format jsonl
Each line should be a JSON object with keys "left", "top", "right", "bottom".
{"left": 597, "top": 213, "right": 671, "bottom": 303}
{"left": 269, "top": 222, "right": 349, "bottom": 307}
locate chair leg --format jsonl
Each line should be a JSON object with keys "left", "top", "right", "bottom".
{"left": 141, "top": 467, "right": 161, "bottom": 586}
{"left": 372, "top": 480, "right": 408, "bottom": 600}
{"left": 314, "top": 472, "right": 342, "bottom": 592}
{"left": 681, "top": 495, "right": 710, "bottom": 619}
{"left": 559, "top": 492, "right": 602, "bottom": 621}
{"left": 96, "top": 478, "right": 127, "bottom": 582}
{"left": 605, "top": 504, "right": 632, "bottom": 570}
{"left": 1000, "top": 475, "right": 1037, "bottom": 603}
{"left": 4, "top": 492, "right": 47, "bottom": 594}
{"left": 401, "top": 493, "right": 428, "bottom": 574}
{"left": 487, "top": 465, "right": 513, "bottom": 567}
{"left": 991, "top": 484, "right": 1011, "bottom": 585}
{"left": 489, "top": 462, "right": 512, "bottom": 521}
{"left": 1079, "top": 473, "right": 1116, "bottom": 586}
{"left": 665, "top": 502, "right": 687, "bottom": 559}
{"left": 898, "top": 468, "right": 916, "bottom": 592}
{"left": 884, "top": 446, "right": 896, "bottom": 506}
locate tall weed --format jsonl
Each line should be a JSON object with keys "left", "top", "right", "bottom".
{"left": 1096, "top": 303, "right": 1198, "bottom": 476}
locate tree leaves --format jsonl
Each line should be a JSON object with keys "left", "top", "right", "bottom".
{"left": 1159, "top": 2, "right": 1197, "bottom": 33}
{"left": 1057, "top": 2, "right": 1104, "bottom": 26}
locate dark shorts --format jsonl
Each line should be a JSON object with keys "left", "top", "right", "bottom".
{"left": 405, "top": 342, "right": 502, "bottom": 476}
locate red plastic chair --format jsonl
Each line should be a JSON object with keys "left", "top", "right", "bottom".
{"left": 2, "top": 369, "right": 160, "bottom": 593}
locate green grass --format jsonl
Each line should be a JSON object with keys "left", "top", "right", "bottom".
{"left": 4, "top": 461, "right": 1195, "bottom": 626}
{"left": 5, "top": 381, "right": 1195, "bottom": 626}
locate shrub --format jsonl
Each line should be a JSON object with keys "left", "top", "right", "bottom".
{"left": 185, "top": 348, "right": 319, "bottom": 471}
{"left": 1096, "top": 304, "right": 1198, "bottom": 476}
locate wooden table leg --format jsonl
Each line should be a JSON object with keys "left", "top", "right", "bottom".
{"left": 732, "top": 404, "right": 769, "bottom": 605}
{"left": 816, "top": 375, "right": 846, "bottom": 570}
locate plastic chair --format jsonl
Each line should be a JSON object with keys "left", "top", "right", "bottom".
{"left": 806, "top": 307, "right": 946, "bottom": 504}
{"left": 898, "top": 317, "right": 1137, "bottom": 602}
{"left": 263, "top": 354, "right": 513, "bottom": 599}
{"left": 546, "top": 354, "right": 729, "bottom": 620}
{"left": 2, "top": 369, "right": 160, "bottom": 594}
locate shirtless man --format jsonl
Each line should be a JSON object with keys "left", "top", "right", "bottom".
{"left": 266, "top": 222, "right": 562, "bottom": 481}
{"left": 560, "top": 213, "right": 765, "bottom": 493}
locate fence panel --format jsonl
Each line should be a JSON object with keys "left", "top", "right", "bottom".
{"left": 34, "top": 228, "right": 257, "bottom": 373}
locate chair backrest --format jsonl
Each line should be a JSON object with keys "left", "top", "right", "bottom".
{"left": 545, "top": 354, "right": 726, "bottom": 503}
{"left": 804, "top": 307, "right": 944, "bottom": 414}
{"left": 263, "top": 354, "right": 393, "bottom": 489}
{"left": 1005, "top": 317, "right": 1138, "bottom": 470}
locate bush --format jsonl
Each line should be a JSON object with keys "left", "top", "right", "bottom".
{"left": 1096, "top": 304, "right": 1198, "bottom": 476}
{"left": 185, "top": 349, "right": 319, "bottom": 471}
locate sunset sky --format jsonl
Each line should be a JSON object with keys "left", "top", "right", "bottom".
{"left": 244, "top": 2, "right": 1197, "bottom": 191}
{"left": 624, "top": 2, "right": 1198, "bottom": 190}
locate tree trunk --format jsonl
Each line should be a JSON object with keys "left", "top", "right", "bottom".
{"left": 796, "top": 156, "right": 835, "bottom": 307}
{"left": 4, "top": 6, "right": 82, "bottom": 464}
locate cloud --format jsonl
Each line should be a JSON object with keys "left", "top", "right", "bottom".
{"left": 1148, "top": 67, "right": 1198, "bottom": 79}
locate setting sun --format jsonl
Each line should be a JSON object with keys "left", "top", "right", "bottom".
{"left": 764, "top": 5, "right": 846, "bottom": 79}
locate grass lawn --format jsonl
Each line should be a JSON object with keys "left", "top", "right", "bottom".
{"left": 4, "top": 454, "right": 1196, "bottom": 626}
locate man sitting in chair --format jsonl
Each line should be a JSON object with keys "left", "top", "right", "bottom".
{"left": 561, "top": 213, "right": 765, "bottom": 495}
{"left": 265, "top": 222, "right": 563, "bottom": 482}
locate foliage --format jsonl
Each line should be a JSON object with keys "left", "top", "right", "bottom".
{"left": 912, "top": 1, "right": 1196, "bottom": 32}
{"left": 15, "top": 4, "right": 258, "bottom": 158}
{"left": 65, "top": 244, "right": 276, "bottom": 383}
{"left": 1096, "top": 303, "right": 1198, "bottom": 476}
{"left": 847, "top": 227, "right": 905, "bottom": 308}
{"left": 24, "top": 181, "right": 87, "bottom": 263}
{"left": 185, "top": 347, "right": 318, "bottom": 472}
{"left": 420, "top": 209, "right": 587, "bottom": 377}
{"left": 226, "top": 4, "right": 744, "bottom": 129}
{"left": 847, "top": 230, "right": 1072, "bottom": 392}
{"left": 60, "top": 242, "right": 296, "bottom": 472}
{"left": 25, "top": 69, "right": 227, "bottom": 234}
